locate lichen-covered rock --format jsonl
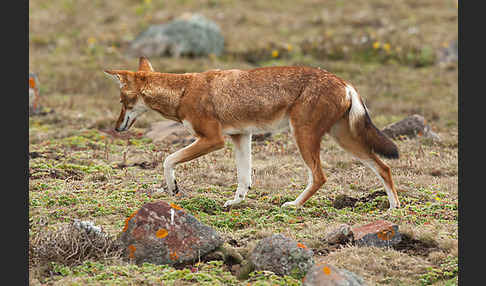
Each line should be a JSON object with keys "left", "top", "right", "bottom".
{"left": 381, "top": 114, "right": 440, "bottom": 141}
{"left": 118, "top": 201, "right": 223, "bottom": 265}
{"left": 127, "top": 13, "right": 224, "bottom": 58}
{"left": 303, "top": 262, "right": 367, "bottom": 286}
{"left": 351, "top": 220, "right": 401, "bottom": 248}
{"left": 29, "top": 72, "right": 40, "bottom": 114}
{"left": 249, "top": 234, "right": 314, "bottom": 279}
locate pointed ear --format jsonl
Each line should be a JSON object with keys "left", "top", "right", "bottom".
{"left": 104, "top": 70, "right": 125, "bottom": 88}
{"left": 138, "top": 56, "right": 154, "bottom": 72}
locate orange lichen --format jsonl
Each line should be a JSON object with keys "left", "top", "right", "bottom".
{"left": 170, "top": 251, "right": 179, "bottom": 260}
{"left": 156, "top": 228, "right": 168, "bottom": 238}
{"left": 29, "top": 77, "right": 36, "bottom": 88}
{"left": 377, "top": 228, "right": 395, "bottom": 241}
{"left": 122, "top": 210, "right": 138, "bottom": 232}
{"left": 170, "top": 203, "right": 182, "bottom": 210}
{"left": 297, "top": 242, "right": 307, "bottom": 249}
{"left": 322, "top": 266, "right": 331, "bottom": 275}
{"left": 128, "top": 244, "right": 136, "bottom": 259}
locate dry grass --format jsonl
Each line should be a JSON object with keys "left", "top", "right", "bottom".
{"left": 29, "top": 0, "right": 457, "bottom": 285}
{"left": 29, "top": 222, "right": 123, "bottom": 273}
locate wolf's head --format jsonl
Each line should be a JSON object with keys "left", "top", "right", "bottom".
{"left": 104, "top": 57, "right": 154, "bottom": 132}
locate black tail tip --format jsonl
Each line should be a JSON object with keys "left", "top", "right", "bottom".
{"left": 374, "top": 141, "right": 399, "bottom": 159}
{"left": 381, "top": 149, "right": 399, "bottom": 159}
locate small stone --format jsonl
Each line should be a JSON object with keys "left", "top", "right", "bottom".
{"left": 249, "top": 234, "right": 314, "bottom": 279}
{"left": 144, "top": 121, "right": 192, "bottom": 144}
{"left": 303, "top": 262, "right": 367, "bottom": 286}
{"left": 351, "top": 220, "right": 401, "bottom": 248}
{"left": 324, "top": 224, "right": 352, "bottom": 245}
{"left": 381, "top": 114, "right": 440, "bottom": 141}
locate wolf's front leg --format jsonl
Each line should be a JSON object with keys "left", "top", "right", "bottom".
{"left": 161, "top": 134, "right": 225, "bottom": 195}
{"left": 163, "top": 153, "right": 179, "bottom": 195}
{"left": 224, "top": 134, "right": 252, "bottom": 207}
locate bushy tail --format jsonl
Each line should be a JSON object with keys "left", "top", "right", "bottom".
{"left": 346, "top": 85, "right": 399, "bottom": 159}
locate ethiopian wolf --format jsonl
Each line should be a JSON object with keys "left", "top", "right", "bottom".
{"left": 105, "top": 57, "right": 400, "bottom": 209}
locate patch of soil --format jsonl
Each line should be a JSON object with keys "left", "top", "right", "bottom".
{"left": 252, "top": 133, "right": 272, "bottom": 142}
{"left": 332, "top": 195, "right": 358, "bottom": 209}
{"left": 115, "top": 161, "right": 159, "bottom": 170}
{"left": 98, "top": 128, "right": 144, "bottom": 140}
{"left": 29, "top": 168, "right": 84, "bottom": 181}
{"left": 332, "top": 190, "right": 388, "bottom": 209}
{"left": 393, "top": 233, "right": 441, "bottom": 256}
{"left": 228, "top": 238, "right": 241, "bottom": 247}
{"left": 29, "top": 152, "right": 43, "bottom": 159}
{"left": 312, "top": 244, "right": 344, "bottom": 256}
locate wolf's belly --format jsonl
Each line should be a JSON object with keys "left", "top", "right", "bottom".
{"left": 222, "top": 115, "right": 290, "bottom": 135}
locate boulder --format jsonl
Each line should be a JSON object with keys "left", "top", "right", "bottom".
{"left": 118, "top": 201, "right": 223, "bottom": 265}
{"left": 303, "top": 262, "right": 367, "bottom": 286}
{"left": 351, "top": 220, "right": 401, "bottom": 248}
{"left": 127, "top": 13, "right": 224, "bottom": 58}
{"left": 249, "top": 234, "right": 314, "bottom": 279}
{"left": 29, "top": 72, "right": 40, "bottom": 114}
{"left": 381, "top": 114, "right": 440, "bottom": 141}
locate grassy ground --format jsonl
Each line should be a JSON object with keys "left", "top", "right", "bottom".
{"left": 29, "top": 0, "right": 458, "bottom": 285}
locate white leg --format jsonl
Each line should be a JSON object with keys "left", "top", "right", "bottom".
{"left": 361, "top": 159, "right": 399, "bottom": 209}
{"left": 224, "top": 134, "right": 252, "bottom": 207}
{"left": 162, "top": 141, "right": 199, "bottom": 195}
{"left": 162, "top": 154, "right": 178, "bottom": 195}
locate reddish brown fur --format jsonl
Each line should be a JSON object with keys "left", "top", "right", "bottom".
{"left": 105, "top": 57, "right": 400, "bottom": 209}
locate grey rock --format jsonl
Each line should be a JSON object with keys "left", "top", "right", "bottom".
{"left": 438, "top": 39, "right": 458, "bottom": 64}
{"left": 29, "top": 72, "right": 40, "bottom": 114}
{"left": 303, "top": 262, "right": 367, "bottom": 286}
{"left": 118, "top": 201, "right": 223, "bottom": 265}
{"left": 324, "top": 224, "right": 352, "bottom": 245}
{"left": 144, "top": 121, "right": 192, "bottom": 144}
{"left": 381, "top": 114, "right": 440, "bottom": 141}
{"left": 127, "top": 13, "right": 224, "bottom": 58}
{"left": 249, "top": 234, "right": 314, "bottom": 279}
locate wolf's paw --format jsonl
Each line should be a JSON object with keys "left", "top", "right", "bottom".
{"left": 281, "top": 200, "right": 299, "bottom": 208}
{"left": 223, "top": 199, "right": 243, "bottom": 208}
{"left": 386, "top": 201, "right": 401, "bottom": 211}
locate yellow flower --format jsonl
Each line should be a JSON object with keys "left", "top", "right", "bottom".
{"left": 372, "top": 41, "right": 381, "bottom": 49}
{"left": 383, "top": 43, "right": 391, "bottom": 53}
{"left": 87, "top": 37, "right": 97, "bottom": 45}
{"left": 271, "top": 49, "right": 279, "bottom": 58}
{"left": 286, "top": 44, "right": 293, "bottom": 52}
